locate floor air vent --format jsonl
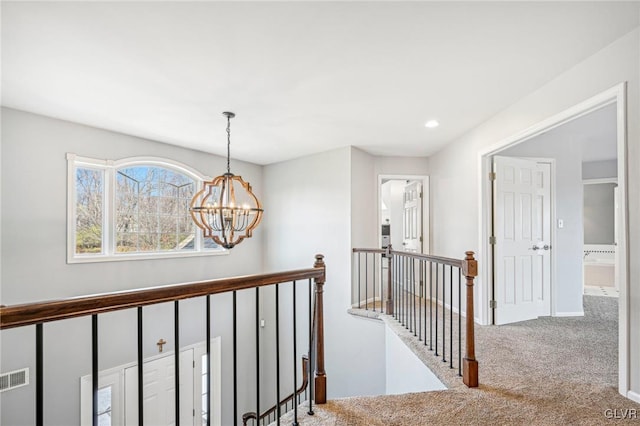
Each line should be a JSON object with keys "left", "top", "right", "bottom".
{"left": 0, "top": 368, "right": 29, "bottom": 392}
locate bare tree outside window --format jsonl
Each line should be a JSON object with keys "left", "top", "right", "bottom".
{"left": 76, "top": 168, "right": 104, "bottom": 254}
{"left": 115, "top": 166, "right": 196, "bottom": 253}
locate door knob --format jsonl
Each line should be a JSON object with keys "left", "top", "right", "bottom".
{"left": 543, "top": 245, "right": 550, "bottom": 250}
{"left": 530, "top": 246, "right": 539, "bottom": 251}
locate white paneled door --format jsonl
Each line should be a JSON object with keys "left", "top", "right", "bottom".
{"left": 402, "top": 181, "right": 422, "bottom": 252}
{"left": 124, "top": 349, "right": 195, "bottom": 426}
{"left": 493, "top": 156, "right": 551, "bottom": 325}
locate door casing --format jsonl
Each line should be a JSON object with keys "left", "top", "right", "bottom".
{"left": 478, "top": 83, "right": 629, "bottom": 398}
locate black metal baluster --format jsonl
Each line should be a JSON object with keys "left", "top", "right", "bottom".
{"left": 92, "top": 315, "right": 98, "bottom": 426}
{"left": 406, "top": 256, "right": 409, "bottom": 328}
{"left": 393, "top": 254, "right": 398, "bottom": 321}
{"left": 36, "top": 323, "right": 43, "bottom": 426}
{"left": 206, "top": 295, "right": 211, "bottom": 426}
{"left": 403, "top": 256, "right": 408, "bottom": 328}
{"left": 424, "top": 261, "right": 428, "bottom": 346}
{"left": 450, "top": 265, "right": 454, "bottom": 369}
{"left": 418, "top": 260, "right": 423, "bottom": 341}
{"left": 408, "top": 258, "right": 413, "bottom": 333}
{"left": 397, "top": 255, "right": 401, "bottom": 324}
{"left": 449, "top": 265, "right": 453, "bottom": 368}
{"left": 292, "top": 281, "right": 299, "bottom": 426}
{"left": 275, "top": 284, "right": 281, "bottom": 425}
{"left": 174, "top": 301, "right": 180, "bottom": 426}
{"left": 308, "top": 279, "right": 314, "bottom": 416}
{"left": 365, "top": 253, "right": 368, "bottom": 310}
{"left": 137, "top": 307, "right": 143, "bottom": 426}
{"left": 380, "top": 253, "right": 384, "bottom": 315}
{"left": 429, "top": 261, "right": 433, "bottom": 350}
{"left": 442, "top": 264, "right": 446, "bottom": 363}
{"left": 458, "top": 269, "right": 462, "bottom": 377}
{"left": 233, "top": 291, "right": 238, "bottom": 426}
{"left": 435, "top": 264, "right": 439, "bottom": 357}
{"left": 400, "top": 256, "right": 404, "bottom": 326}
{"left": 357, "top": 253, "right": 361, "bottom": 308}
{"left": 412, "top": 258, "right": 417, "bottom": 336}
{"left": 373, "top": 253, "right": 376, "bottom": 313}
{"left": 256, "top": 287, "right": 260, "bottom": 426}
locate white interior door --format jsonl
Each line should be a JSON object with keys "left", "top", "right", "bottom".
{"left": 494, "top": 156, "right": 551, "bottom": 325}
{"left": 402, "top": 181, "right": 422, "bottom": 252}
{"left": 124, "top": 349, "right": 195, "bottom": 426}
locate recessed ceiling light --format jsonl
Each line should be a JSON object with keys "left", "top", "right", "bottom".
{"left": 425, "top": 120, "right": 439, "bottom": 129}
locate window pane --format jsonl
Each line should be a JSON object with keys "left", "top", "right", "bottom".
{"left": 76, "top": 168, "right": 104, "bottom": 254}
{"left": 97, "top": 385, "right": 112, "bottom": 426}
{"left": 115, "top": 166, "right": 196, "bottom": 254}
{"left": 116, "top": 233, "right": 138, "bottom": 253}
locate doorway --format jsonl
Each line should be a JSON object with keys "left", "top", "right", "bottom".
{"left": 80, "top": 338, "right": 222, "bottom": 426}
{"left": 583, "top": 177, "right": 619, "bottom": 297}
{"left": 378, "top": 175, "right": 429, "bottom": 254}
{"left": 479, "top": 83, "right": 629, "bottom": 397}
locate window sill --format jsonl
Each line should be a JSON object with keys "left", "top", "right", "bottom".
{"left": 67, "top": 249, "right": 228, "bottom": 264}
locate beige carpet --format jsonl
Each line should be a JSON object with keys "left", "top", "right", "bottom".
{"left": 282, "top": 296, "right": 640, "bottom": 425}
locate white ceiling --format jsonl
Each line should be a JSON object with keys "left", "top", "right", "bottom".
{"left": 2, "top": 2, "right": 638, "bottom": 165}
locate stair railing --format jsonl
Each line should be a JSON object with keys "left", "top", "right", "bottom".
{"left": 0, "top": 254, "right": 327, "bottom": 426}
{"left": 352, "top": 245, "right": 478, "bottom": 387}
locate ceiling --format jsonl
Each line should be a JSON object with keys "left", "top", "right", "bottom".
{"left": 2, "top": 2, "right": 638, "bottom": 165}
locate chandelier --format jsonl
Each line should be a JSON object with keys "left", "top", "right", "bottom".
{"left": 190, "top": 112, "right": 263, "bottom": 249}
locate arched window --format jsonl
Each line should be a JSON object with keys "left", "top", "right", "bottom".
{"left": 67, "top": 154, "right": 224, "bottom": 263}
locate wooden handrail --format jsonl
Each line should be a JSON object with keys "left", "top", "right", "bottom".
{"left": 0, "top": 267, "right": 325, "bottom": 330}
{"left": 241, "top": 355, "right": 309, "bottom": 425}
{"left": 352, "top": 247, "right": 463, "bottom": 268}
{"left": 351, "top": 248, "right": 386, "bottom": 254}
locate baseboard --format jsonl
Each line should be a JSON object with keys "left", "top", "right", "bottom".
{"left": 554, "top": 311, "right": 584, "bottom": 317}
{"left": 628, "top": 390, "right": 640, "bottom": 403}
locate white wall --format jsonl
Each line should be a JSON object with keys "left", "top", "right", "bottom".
{"left": 584, "top": 183, "right": 616, "bottom": 244}
{"left": 583, "top": 159, "right": 617, "bottom": 179}
{"left": 0, "top": 108, "right": 265, "bottom": 426}
{"left": 263, "top": 147, "right": 387, "bottom": 399}
{"left": 385, "top": 325, "right": 446, "bottom": 395}
{"left": 500, "top": 131, "right": 585, "bottom": 316}
{"left": 351, "top": 147, "right": 378, "bottom": 251}
{"left": 374, "top": 156, "right": 429, "bottom": 177}
{"left": 428, "top": 28, "right": 640, "bottom": 397}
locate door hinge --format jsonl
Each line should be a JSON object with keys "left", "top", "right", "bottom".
{"left": 420, "top": 191, "right": 423, "bottom": 199}
{"left": 489, "top": 236, "right": 496, "bottom": 245}
{"left": 490, "top": 300, "right": 497, "bottom": 309}
{"left": 489, "top": 172, "right": 496, "bottom": 181}
{"left": 420, "top": 236, "right": 423, "bottom": 242}
{"left": 193, "top": 408, "right": 195, "bottom": 417}
{"left": 193, "top": 361, "right": 195, "bottom": 368}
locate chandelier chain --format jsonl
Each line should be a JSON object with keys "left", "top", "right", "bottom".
{"left": 226, "top": 113, "right": 231, "bottom": 174}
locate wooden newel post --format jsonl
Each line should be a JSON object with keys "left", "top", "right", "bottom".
{"left": 313, "top": 254, "right": 327, "bottom": 404}
{"left": 385, "top": 244, "right": 393, "bottom": 315}
{"left": 462, "top": 251, "right": 479, "bottom": 388}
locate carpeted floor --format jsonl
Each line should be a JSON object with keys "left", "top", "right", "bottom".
{"left": 283, "top": 295, "right": 640, "bottom": 425}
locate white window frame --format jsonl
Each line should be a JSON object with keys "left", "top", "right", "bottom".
{"left": 67, "top": 153, "right": 227, "bottom": 263}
